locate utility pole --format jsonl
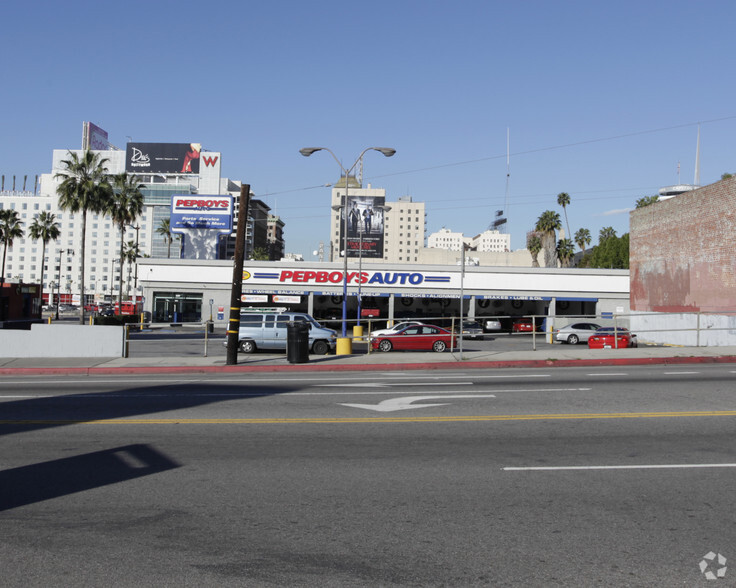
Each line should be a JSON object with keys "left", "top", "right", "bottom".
{"left": 226, "top": 183, "right": 251, "bottom": 365}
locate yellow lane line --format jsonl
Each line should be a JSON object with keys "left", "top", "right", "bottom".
{"left": 3, "top": 410, "right": 736, "bottom": 425}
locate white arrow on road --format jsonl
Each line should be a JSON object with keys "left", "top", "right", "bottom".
{"left": 340, "top": 394, "right": 496, "bottom": 412}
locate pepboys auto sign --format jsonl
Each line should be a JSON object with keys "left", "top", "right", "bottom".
{"left": 170, "top": 195, "right": 233, "bottom": 233}
{"left": 243, "top": 268, "right": 452, "bottom": 288}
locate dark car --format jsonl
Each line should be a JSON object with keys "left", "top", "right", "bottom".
{"left": 455, "top": 320, "right": 484, "bottom": 340}
{"left": 371, "top": 324, "right": 456, "bottom": 353}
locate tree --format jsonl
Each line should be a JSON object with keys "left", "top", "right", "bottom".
{"left": 635, "top": 195, "right": 659, "bottom": 208}
{"left": 574, "top": 227, "right": 591, "bottom": 256}
{"left": 1, "top": 209, "right": 24, "bottom": 286}
{"left": 722, "top": 173, "right": 733, "bottom": 180}
{"left": 599, "top": 226, "right": 617, "bottom": 243}
{"left": 156, "top": 218, "right": 180, "bottom": 258}
{"left": 249, "top": 247, "right": 270, "bottom": 261}
{"left": 526, "top": 232, "right": 542, "bottom": 267}
{"left": 55, "top": 150, "right": 111, "bottom": 323}
{"left": 579, "top": 233, "right": 629, "bottom": 269}
{"left": 557, "top": 192, "right": 571, "bottom": 239}
{"left": 556, "top": 238, "right": 575, "bottom": 268}
{"left": 28, "top": 211, "right": 61, "bottom": 306}
{"left": 107, "top": 173, "right": 144, "bottom": 307}
{"left": 535, "top": 210, "right": 562, "bottom": 267}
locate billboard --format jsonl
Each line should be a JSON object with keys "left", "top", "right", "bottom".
{"left": 82, "top": 122, "right": 109, "bottom": 150}
{"left": 170, "top": 195, "right": 233, "bottom": 233}
{"left": 126, "top": 143, "right": 201, "bottom": 174}
{"left": 339, "top": 194, "right": 386, "bottom": 258}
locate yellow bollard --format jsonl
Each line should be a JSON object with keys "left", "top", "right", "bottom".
{"left": 336, "top": 337, "right": 352, "bottom": 356}
{"left": 352, "top": 325, "right": 364, "bottom": 342}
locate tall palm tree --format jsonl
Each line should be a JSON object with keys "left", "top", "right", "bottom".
{"left": 556, "top": 238, "right": 575, "bottom": 268}
{"left": 599, "top": 226, "right": 617, "bottom": 243}
{"left": 55, "top": 150, "right": 111, "bottom": 323}
{"left": 526, "top": 232, "right": 542, "bottom": 268}
{"left": 557, "top": 192, "right": 571, "bottom": 239}
{"left": 1, "top": 209, "right": 25, "bottom": 286}
{"left": 156, "top": 217, "right": 175, "bottom": 258}
{"left": 574, "top": 227, "right": 591, "bottom": 256}
{"left": 535, "top": 210, "right": 562, "bottom": 268}
{"left": 107, "top": 173, "right": 144, "bottom": 308}
{"left": 28, "top": 211, "right": 61, "bottom": 306}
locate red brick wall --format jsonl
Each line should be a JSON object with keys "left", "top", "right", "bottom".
{"left": 630, "top": 176, "right": 736, "bottom": 312}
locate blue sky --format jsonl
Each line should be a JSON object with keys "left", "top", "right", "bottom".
{"left": 4, "top": 1, "right": 736, "bottom": 257}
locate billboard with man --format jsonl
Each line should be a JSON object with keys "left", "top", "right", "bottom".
{"left": 340, "top": 194, "right": 386, "bottom": 259}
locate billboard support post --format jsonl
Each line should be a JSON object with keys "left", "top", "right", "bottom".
{"left": 226, "top": 184, "right": 251, "bottom": 365}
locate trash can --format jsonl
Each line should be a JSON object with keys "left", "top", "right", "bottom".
{"left": 206, "top": 320, "right": 214, "bottom": 334}
{"left": 286, "top": 321, "right": 310, "bottom": 364}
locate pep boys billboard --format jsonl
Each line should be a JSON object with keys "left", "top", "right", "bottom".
{"left": 170, "top": 195, "right": 233, "bottom": 233}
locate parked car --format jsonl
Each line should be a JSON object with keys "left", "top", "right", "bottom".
{"left": 225, "top": 310, "right": 337, "bottom": 355}
{"left": 455, "top": 320, "right": 484, "bottom": 340}
{"left": 371, "top": 324, "right": 456, "bottom": 353}
{"left": 369, "top": 320, "right": 425, "bottom": 338}
{"left": 512, "top": 319, "right": 539, "bottom": 333}
{"left": 555, "top": 322, "right": 602, "bottom": 345}
{"left": 587, "top": 327, "right": 638, "bottom": 349}
{"left": 482, "top": 317, "right": 503, "bottom": 332}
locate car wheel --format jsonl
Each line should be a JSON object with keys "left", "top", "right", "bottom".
{"left": 312, "top": 340, "right": 329, "bottom": 355}
{"left": 240, "top": 340, "right": 256, "bottom": 353}
{"left": 433, "top": 340, "right": 447, "bottom": 352}
{"left": 378, "top": 339, "right": 393, "bottom": 352}
{"left": 567, "top": 334, "right": 579, "bottom": 345}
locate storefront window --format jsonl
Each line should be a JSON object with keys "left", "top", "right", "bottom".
{"left": 152, "top": 292, "right": 203, "bottom": 323}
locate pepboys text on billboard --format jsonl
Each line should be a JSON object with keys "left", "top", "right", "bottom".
{"left": 126, "top": 143, "right": 201, "bottom": 174}
{"left": 170, "top": 195, "right": 233, "bottom": 233}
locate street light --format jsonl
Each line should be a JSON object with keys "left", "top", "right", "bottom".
{"left": 128, "top": 224, "right": 140, "bottom": 300}
{"left": 300, "top": 146, "right": 395, "bottom": 342}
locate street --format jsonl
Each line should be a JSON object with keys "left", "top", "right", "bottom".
{"left": 2, "top": 364, "right": 736, "bottom": 586}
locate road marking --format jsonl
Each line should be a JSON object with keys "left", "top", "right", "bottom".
{"left": 327, "top": 382, "right": 472, "bottom": 388}
{"left": 341, "top": 394, "right": 496, "bottom": 412}
{"left": 586, "top": 373, "right": 628, "bottom": 376}
{"left": 504, "top": 463, "right": 736, "bottom": 471}
{"left": 663, "top": 371, "right": 701, "bottom": 375}
{"left": 4, "top": 410, "right": 736, "bottom": 425}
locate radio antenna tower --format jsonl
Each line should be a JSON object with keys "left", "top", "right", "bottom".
{"left": 489, "top": 128, "right": 509, "bottom": 232}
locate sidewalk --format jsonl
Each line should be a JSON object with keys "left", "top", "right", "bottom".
{"left": 1, "top": 344, "right": 735, "bottom": 375}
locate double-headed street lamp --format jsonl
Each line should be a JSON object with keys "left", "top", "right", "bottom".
{"left": 300, "top": 147, "right": 396, "bottom": 342}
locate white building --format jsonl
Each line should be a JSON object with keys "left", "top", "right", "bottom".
{"left": 427, "top": 228, "right": 510, "bottom": 253}
{"left": 1, "top": 143, "right": 226, "bottom": 304}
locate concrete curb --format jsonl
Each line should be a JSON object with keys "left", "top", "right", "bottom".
{"left": 2, "top": 355, "right": 735, "bottom": 376}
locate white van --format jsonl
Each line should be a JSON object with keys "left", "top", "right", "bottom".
{"left": 235, "top": 310, "right": 337, "bottom": 355}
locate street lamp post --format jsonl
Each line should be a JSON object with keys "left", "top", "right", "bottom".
{"left": 128, "top": 224, "right": 140, "bottom": 300}
{"left": 300, "top": 147, "right": 395, "bottom": 343}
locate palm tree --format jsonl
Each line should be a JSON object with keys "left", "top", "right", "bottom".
{"left": 556, "top": 238, "right": 575, "bottom": 268}
{"left": 28, "top": 211, "right": 61, "bottom": 306}
{"left": 156, "top": 217, "right": 178, "bottom": 258}
{"left": 574, "top": 227, "right": 591, "bottom": 256}
{"left": 107, "top": 173, "right": 144, "bottom": 308}
{"left": 1, "top": 209, "right": 24, "bottom": 286}
{"left": 535, "top": 210, "right": 562, "bottom": 267}
{"left": 557, "top": 192, "right": 571, "bottom": 239}
{"left": 599, "top": 226, "right": 617, "bottom": 243}
{"left": 526, "top": 232, "right": 542, "bottom": 268}
{"left": 55, "top": 150, "right": 112, "bottom": 323}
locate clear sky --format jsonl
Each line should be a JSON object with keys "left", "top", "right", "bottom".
{"left": 4, "top": 0, "right": 735, "bottom": 258}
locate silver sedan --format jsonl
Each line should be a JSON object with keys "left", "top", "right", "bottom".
{"left": 554, "top": 322, "right": 602, "bottom": 345}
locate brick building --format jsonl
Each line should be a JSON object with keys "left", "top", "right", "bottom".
{"left": 629, "top": 176, "right": 736, "bottom": 345}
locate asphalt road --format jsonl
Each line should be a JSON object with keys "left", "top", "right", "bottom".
{"left": 2, "top": 364, "right": 735, "bottom": 586}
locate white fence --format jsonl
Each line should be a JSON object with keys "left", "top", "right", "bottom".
{"left": 0, "top": 324, "right": 122, "bottom": 358}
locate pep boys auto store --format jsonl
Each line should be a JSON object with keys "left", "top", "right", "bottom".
{"left": 138, "top": 259, "right": 630, "bottom": 330}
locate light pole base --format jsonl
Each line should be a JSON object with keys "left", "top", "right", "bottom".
{"left": 336, "top": 337, "right": 352, "bottom": 355}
